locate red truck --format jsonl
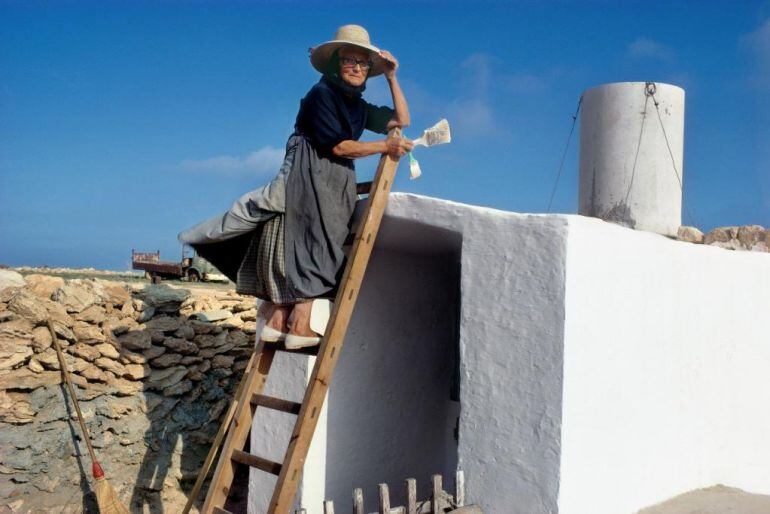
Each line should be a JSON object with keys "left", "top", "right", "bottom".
{"left": 131, "top": 246, "right": 226, "bottom": 283}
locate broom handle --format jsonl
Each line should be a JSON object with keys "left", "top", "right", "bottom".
{"left": 47, "top": 320, "right": 100, "bottom": 465}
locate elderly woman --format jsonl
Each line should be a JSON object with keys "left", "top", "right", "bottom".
{"left": 179, "top": 25, "right": 412, "bottom": 349}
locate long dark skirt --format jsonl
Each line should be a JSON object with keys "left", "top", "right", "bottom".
{"left": 179, "top": 134, "right": 357, "bottom": 304}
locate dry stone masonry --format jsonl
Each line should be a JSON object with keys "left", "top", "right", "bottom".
{"left": 676, "top": 224, "right": 769, "bottom": 252}
{"left": 0, "top": 271, "right": 256, "bottom": 513}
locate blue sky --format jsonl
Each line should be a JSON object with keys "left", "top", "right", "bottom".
{"left": 1, "top": 1, "right": 769, "bottom": 270}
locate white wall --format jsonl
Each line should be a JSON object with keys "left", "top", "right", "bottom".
{"left": 249, "top": 193, "right": 770, "bottom": 514}
{"left": 559, "top": 216, "right": 770, "bottom": 514}
{"left": 382, "top": 195, "right": 570, "bottom": 514}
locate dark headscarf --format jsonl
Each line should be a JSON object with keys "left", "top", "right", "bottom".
{"left": 323, "top": 48, "right": 368, "bottom": 97}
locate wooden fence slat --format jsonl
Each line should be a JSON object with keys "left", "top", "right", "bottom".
{"left": 455, "top": 469, "right": 465, "bottom": 507}
{"left": 406, "top": 478, "right": 417, "bottom": 514}
{"left": 323, "top": 500, "right": 335, "bottom": 514}
{"left": 354, "top": 487, "right": 365, "bottom": 514}
{"left": 431, "top": 475, "right": 442, "bottom": 514}
{"left": 379, "top": 483, "right": 391, "bottom": 514}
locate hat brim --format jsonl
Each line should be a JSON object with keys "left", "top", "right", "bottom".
{"left": 310, "top": 40, "right": 385, "bottom": 77}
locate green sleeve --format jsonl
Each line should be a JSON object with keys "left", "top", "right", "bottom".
{"left": 364, "top": 102, "right": 395, "bottom": 135}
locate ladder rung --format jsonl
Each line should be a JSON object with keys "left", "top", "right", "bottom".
{"left": 213, "top": 507, "right": 233, "bottom": 514}
{"left": 231, "top": 449, "right": 282, "bottom": 475}
{"left": 250, "top": 393, "right": 302, "bottom": 415}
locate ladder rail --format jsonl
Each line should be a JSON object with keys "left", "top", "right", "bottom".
{"left": 201, "top": 127, "right": 403, "bottom": 514}
{"left": 267, "top": 129, "right": 402, "bottom": 513}
{"left": 202, "top": 343, "right": 277, "bottom": 511}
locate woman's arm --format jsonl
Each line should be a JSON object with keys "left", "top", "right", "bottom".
{"left": 332, "top": 137, "right": 413, "bottom": 160}
{"left": 380, "top": 50, "right": 410, "bottom": 129}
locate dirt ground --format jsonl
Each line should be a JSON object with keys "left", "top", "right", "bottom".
{"left": 638, "top": 485, "right": 770, "bottom": 514}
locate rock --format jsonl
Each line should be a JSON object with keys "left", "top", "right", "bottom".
{"left": 119, "top": 349, "right": 147, "bottom": 364}
{"left": 118, "top": 330, "right": 152, "bottom": 351}
{"left": 737, "top": 225, "right": 766, "bottom": 250}
{"left": 98, "top": 281, "right": 131, "bottom": 306}
{"left": 143, "top": 345, "right": 167, "bottom": 360}
{"left": 163, "top": 379, "right": 192, "bottom": 397}
{"left": 179, "top": 355, "right": 203, "bottom": 365}
{"left": 0, "top": 334, "right": 33, "bottom": 370}
{"left": 0, "top": 369, "right": 61, "bottom": 391}
{"left": 136, "top": 306, "right": 156, "bottom": 323}
{"left": 239, "top": 308, "right": 257, "bottom": 321}
{"left": 0, "top": 270, "right": 25, "bottom": 291}
{"left": 103, "top": 316, "right": 137, "bottom": 336}
{"left": 31, "top": 326, "right": 52, "bottom": 352}
{"left": 173, "top": 325, "right": 195, "bottom": 340}
{"left": 149, "top": 330, "right": 166, "bottom": 344}
{"left": 193, "top": 334, "right": 217, "bottom": 349}
{"left": 120, "top": 300, "right": 135, "bottom": 318}
{"left": 0, "top": 318, "right": 35, "bottom": 334}
{"left": 189, "top": 320, "right": 215, "bottom": 335}
{"left": 68, "top": 343, "right": 101, "bottom": 362}
{"left": 74, "top": 304, "right": 107, "bottom": 324}
{"left": 150, "top": 353, "right": 183, "bottom": 368}
{"left": 24, "top": 274, "right": 65, "bottom": 299}
{"left": 94, "top": 357, "right": 127, "bottom": 377}
{"left": 242, "top": 321, "right": 257, "bottom": 334}
{"left": 227, "top": 330, "right": 249, "bottom": 347}
{"left": 193, "top": 309, "right": 232, "bottom": 322}
{"left": 211, "top": 355, "right": 235, "bottom": 369}
{"left": 110, "top": 378, "right": 142, "bottom": 396}
{"left": 140, "top": 284, "right": 190, "bottom": 308}
{"left": 73, "top": 324, "right": 106, "bottom": 344}
{"left": 0, "top": 391, "right": 35, "bottom": 424}
{"left": 145, "top": 315, "right": 182, "bottom": 333}
{"left": 7, "top": 290, "right": 48, "bottom": 325}
{"left": 35, "top": 348, "right": 61, "bottom": 370}
{"left": 123, "top": 363, "right": 150, "bottom": 381}
{"left": 199, "top": 342, "right": 236, "bottom": 359}
{"left": 218, "top": 316, "right": 244, "bottom": 329}
{"left": 53, "top": 283, "right": 96, "bottom": 313}
{"left": 232, "top": 301, "right": 253, "bottom": 313}
{"left": 49, "top": 320, "right": 75, "bottom": 342}
{"left": 94, "top": 343, "right": 120, "bottom": 359}
{"left": 80, "top": 364, "right": 109, "bottom": 382}
{"left": 27, "top": 359, "right": 43, "bottom": 373}
{"left": 676, "top": 226, "right": 703, "bottom": 243}
{"left": 145, "top": 366, "right": 187, "bottom": 391}
{"left": 132, "top": 298, "right": 149, "bottom": 311}
{"left": 164, "top": 337, "right": 197, "bottom": 355}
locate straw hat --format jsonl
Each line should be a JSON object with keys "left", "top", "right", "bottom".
{"left": 310, "top": 25, "right": 385, "bottom": 77}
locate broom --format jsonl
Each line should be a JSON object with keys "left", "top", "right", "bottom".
{"left": 47, "top": 320, "right": 130, "bottom": 514}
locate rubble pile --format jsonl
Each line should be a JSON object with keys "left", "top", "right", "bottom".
{"left": 0, "top": 272, "right": 256, "bottom": 513}
{"left": 677, "top": 224, "right": 769, "bottom": 252}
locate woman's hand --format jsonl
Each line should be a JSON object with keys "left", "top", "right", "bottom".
{"left": 380, "top": 50, "right": 399, "bottom": 80}
{"left": 385, "top": 136, "right": 414, "bottom": 159}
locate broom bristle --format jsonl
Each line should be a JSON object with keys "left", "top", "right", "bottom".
{"left": 93, "top": 476, "right": 130, "bottom": 514}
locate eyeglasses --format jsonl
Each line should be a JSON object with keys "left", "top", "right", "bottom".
{"left": 340, "top": 56, "right": 373, "bottom": 71}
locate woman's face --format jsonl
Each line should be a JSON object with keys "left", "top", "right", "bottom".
{"left": 338, "top": 46, "right": 371, "bottom": 87}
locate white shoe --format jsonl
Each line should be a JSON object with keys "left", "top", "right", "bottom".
{"left": 284, "top": 299, "right": 332, "bottom": 350}
{"left": 257, "top": 318, "right": 288, "bottom": 343}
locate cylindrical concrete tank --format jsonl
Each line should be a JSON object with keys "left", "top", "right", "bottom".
{"left": 578, "top": 82, "right": 685, "bottom": 236}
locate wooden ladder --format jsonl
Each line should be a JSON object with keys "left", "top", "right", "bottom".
{"left": 185, "top": 128, "right": 403, "bottom": 514}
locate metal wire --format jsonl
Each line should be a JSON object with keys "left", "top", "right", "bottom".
{"left": 624, "top": 94, "right": 650, "bottom": 205}
{"left": 649, "top": 85, "right": 699, "bottom": 227}
{"left": 546, "top": 95, "right": 582, "bottom": 213}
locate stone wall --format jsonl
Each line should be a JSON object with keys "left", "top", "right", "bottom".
{"left": 0, "top": 272, "right": 255, "bottom": 513}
